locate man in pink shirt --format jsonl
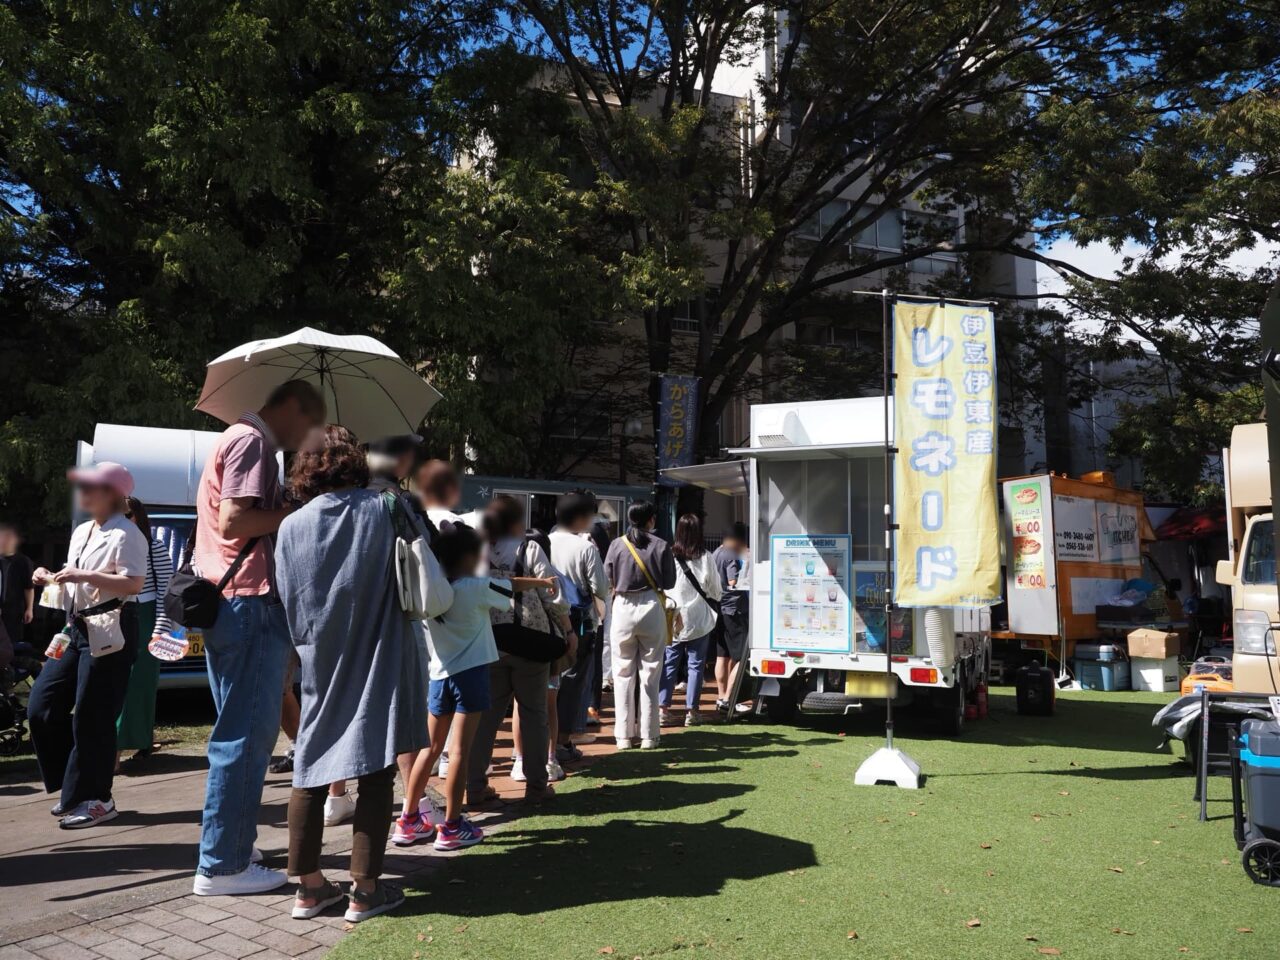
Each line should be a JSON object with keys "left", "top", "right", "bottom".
{"left": 192, "top": 380, "right": 325, "bottom": 897}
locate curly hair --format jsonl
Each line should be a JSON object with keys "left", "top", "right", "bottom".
{"left": 288, "top": 424, "right": 370, "bottom": 503}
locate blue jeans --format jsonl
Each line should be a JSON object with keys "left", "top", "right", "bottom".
{"left": 659, "top": 632, "right": 712, "bottom": 710}
{"left": 197, "top": 595, "right": 290, "bottom": 877}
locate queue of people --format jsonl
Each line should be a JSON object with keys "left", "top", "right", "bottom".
{"left": 17, "top": 379, "right": 753, "bottom": 924}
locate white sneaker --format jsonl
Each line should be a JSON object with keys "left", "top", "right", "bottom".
{"left": 437, "top": 752, "right": 450, "bottom": 777}
{"left": 250, "top": 845, "right": 263, "bottom": 863}
{"left": 685, "top": 710, "right": 701, "bottom": 727}
{"left": 640, "top": 738, "right": 660, "bottom": 749}
{"left": 510, "top": 756, "right": 527, "bottom": 782}
{"left": 615, "top": 739, "right": 633, "bottom": 750}
{"left": 546, "top": 758, "right": 566, "bottom": 782}
{"left": 193, "top": 863, "right": 288, "bottom": 896}
{"left": 323, "top": 791, "right": 357, "bottom": 826}
{"left": 658, "top": 709, "right": 673, "bottom": 727}
{"left": 59, "top": 798, "right": 117, "bottom": 829}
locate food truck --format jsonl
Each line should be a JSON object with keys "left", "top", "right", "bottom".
{"left": 665, "top": 396, "right": 990, "bottom": 734}
{"left": 1215, "top": 422, "right": 1280, "bottom": 693}
{"left": 996, "top": 471, "right": 1184, "bottom": 677}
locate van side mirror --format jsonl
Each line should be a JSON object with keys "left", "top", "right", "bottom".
{"left": 1216, "top": 559, "right": 1236, "bottom": 586}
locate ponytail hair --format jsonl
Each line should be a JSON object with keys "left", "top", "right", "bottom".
{"left": 125, "top": 496, "right": 152, "bottom": 541}
{"left": 626, "top": 500, "right": 656, "bottom": 547}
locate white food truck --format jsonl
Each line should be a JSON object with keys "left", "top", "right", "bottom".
{"left": 666, "top": 396, "right": 990, "bottom": 734}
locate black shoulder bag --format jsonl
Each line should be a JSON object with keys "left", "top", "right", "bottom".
{"left": 492, "top": 537, "right": 569, "bottom": 663}
{"left": 164, "top": 523, "right": 260, "bottom": 629}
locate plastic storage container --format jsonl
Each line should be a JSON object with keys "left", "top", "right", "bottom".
{"left": 1131, "top": 656, "right": 1180, "bottom": 692}
{"left": 1073, "top": 642, "right": 1125, "bottom": 662}
{"left": 1241, "top": 719, "right": 1280, "bottom": 836}
{"left": 1073, "top": 658, "right": 1131, "bottom": 691}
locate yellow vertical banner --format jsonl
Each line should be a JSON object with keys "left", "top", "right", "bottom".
{"left": 893, "top": 301, "right": 1002, "bottom": 607}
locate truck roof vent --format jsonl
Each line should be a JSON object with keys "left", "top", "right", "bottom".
{"left": 756, "top": 410, "right": 810, "bottom": 447}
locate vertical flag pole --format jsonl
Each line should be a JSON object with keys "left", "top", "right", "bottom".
{"left": 855, "top": 289, "right": 922, "bottom": 788}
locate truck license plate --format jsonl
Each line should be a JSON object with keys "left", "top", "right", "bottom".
{"left": 844, "top": 672, "right": 897, "bottom": 698}
{"left": 185, "top": 634, "right": 205, "bottom": 658}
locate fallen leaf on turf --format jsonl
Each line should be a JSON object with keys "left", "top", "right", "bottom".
{"left": 1178, "top": 948, "right": 1190, "bottom": 953}
{"left": 417, "top": 933, "right": 426, "bottom": 942}
{"left": 447, "top": 878, "right": 465, "bottom": 884}
{"left": 454, "top": 924, "right": 469, "bottom": 934}
{"left": 1037, "top": 949, "right": 1061, "bottom": 956}
{"left": 908, "top": 811, "right": 918, "bottom": 817}
{"left": 847, "top": 931, "right": 859, "bottom": 940}
{"left": 965, "top": 918, "right": 982, "bottom": 928}
{"left": 1110, "top": 928, "right": 1134, "bottom": 936}
{"left": 1237, "top": 928, "right": 1253, "bottom": 934}
{"left": 984, "top": 870, "right": 995, "bottom": 878}
{"left": 1032, "top": 814, "right": 1043, "bottom": 822}
{"left": 1136, "top": 859, "right": 1148, "bottom": 866}
{"left": 343, "top": 923, "right": 355, "bottom": 931}
{"left": 1069, "top": 760, "right": 1079, "bottom": 767}
{"left": 979, "top": 842, "right": 992, "bottom": 849}
{"left": 1058, "top": 790, "right": 1070, "bottom": 796}
{"left": 1107, "top": 866, "right": 1124, "bottom": 873}
{"left": 837, "top": 732, "right": 847, "bottom": 737}
{"left": 1024, "top": 935, "right": 1038, "bottom": 942}
{"left": 599, "top": 948, "right": 616, "bottom": 955}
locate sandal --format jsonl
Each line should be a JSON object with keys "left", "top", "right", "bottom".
{"left": 292, "top": 879, "right": 345, "bottom": 919}
{"left": 345, "top": 881, "right": 405, "bottom": 923}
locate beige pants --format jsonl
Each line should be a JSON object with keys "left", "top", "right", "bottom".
{"left": 610, "top": 592, "right": 666, "bottom": 744}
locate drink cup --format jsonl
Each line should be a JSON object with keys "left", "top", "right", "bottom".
{"left": 45, "top": 631, "right": 71, "bottom": 660}
{"left": 805, "top": 584, "right": 816, "bottom": 603}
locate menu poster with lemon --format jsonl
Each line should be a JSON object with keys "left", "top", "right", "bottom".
{"left": 769, "top": 534, "right": 852, "bottom": 653}
{"left": 1009, "top": 479, "right": 1047, "bottom": 589}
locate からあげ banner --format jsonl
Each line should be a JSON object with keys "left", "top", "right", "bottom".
{"left": 893, "top": 301, "right": 1002, "bottom": 608}
{"left": 657, "top": 374, "right": 700, "bottom": 486}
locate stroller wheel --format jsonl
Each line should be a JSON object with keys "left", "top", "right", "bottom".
{"left": 0, "top": 730, "right": 22, "bottom": 757}
{"left": 1242, "top": 838, "right": 1280, "bottom": 887}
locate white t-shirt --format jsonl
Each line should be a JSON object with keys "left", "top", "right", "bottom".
{"left": 428, "top": 576, "right": 511, "bottom": 680}
{"left": 63, "top": 513, "right": 148, "bottom": 615}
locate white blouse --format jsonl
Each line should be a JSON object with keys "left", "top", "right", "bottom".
{"left": 671, "top": 551, "right": 723, "bottom": 643}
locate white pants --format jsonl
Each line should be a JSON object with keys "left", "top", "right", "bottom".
{"left": 610, "top": 592, "right": 666, "bottom": 744}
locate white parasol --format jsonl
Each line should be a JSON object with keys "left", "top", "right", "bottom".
{"left": 195, "top": 327, "right": 441, "bottom": 440}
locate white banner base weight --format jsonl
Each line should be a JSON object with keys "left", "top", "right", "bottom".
{"left": 854, "top": 747, "right": 922, "bottom": 789}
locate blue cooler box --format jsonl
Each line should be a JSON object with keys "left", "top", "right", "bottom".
{"left": 1073, "top": 657, "right": 1131, "bottom": 691}
{"left": 1074, "top": 643, "right": 1125, "bottom": 662}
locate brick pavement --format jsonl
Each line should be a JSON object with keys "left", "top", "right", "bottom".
{"left": 0, "top": 691, "right": 683, "bottom": 960}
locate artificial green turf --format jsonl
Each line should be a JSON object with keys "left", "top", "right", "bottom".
{"left": 334, "top": 689, "right": 1279, "bottom": 960}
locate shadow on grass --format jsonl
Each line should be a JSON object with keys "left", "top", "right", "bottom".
{"left": 402, "top": 809, "right": 817, "bottom": 917}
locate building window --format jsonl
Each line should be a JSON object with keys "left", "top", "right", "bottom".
{"left": 853, "top": 206, "right": 903, "bottom": 252}
{"left": 672, "top": 287, "right": 721, "bottom": 335}
{"left": 903, "top": 211, "right": 959, "bottom": 274}
{"left": 549, "top": 397, "right": 611, "bottom": 444}
{"left": 798, "top": 199, "right": 852, "bottom": 242}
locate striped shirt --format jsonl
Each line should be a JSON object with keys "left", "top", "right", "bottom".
{"left": 137, "top": 535, "right": 175, "bottom": 636}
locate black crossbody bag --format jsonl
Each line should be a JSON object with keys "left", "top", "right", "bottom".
{"left": 164, "top": 523, "right": 260, "bottom": 629}
{"left": 675, "top": 553, "right": 721, "bottom": 617}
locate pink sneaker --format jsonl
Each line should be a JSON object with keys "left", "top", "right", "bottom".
{"left": 433, "top": 815, "right": 484, "bottom": 851}
{"left": 391, "top": 812, "right": 435, "bottom": 846}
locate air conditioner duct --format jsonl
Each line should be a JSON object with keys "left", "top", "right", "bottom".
{"left": 924, "top": 607, "right": 956, "bottom": 669}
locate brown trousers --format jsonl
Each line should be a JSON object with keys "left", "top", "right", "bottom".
{"left": 287, "top": 764, "right": 396, "bottom": 881}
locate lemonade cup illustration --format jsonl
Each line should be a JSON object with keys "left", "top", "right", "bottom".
{"left": 782, "top": 611, "right": 793, "bottom": 629}
{"left": 805, "top": 584, "right": 816, "bottom": 603}
{"left": 826, "top": 609, "right": 838, "bottom": 629}
{"left": 805, "top": 559, "right": 816, "bottom": 575}
{"left": 827, "top": 585, "right": 838, "bottom": 602}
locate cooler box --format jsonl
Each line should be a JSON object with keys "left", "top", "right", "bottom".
{"left": 1074, "top": 643, "right": 1125, "bottom": 662}
{"left": 1131, "top": 656, "right": 1180, "bottom": 693}
{"left": 1240, "top": 719, "right": 1280, "bottom": 838}
{"left": 1074, "top": 658, "right": 1130, "bottom": 691}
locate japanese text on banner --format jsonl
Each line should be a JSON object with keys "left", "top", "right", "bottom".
{"left": 893, "top": 301, "right": 1002, "bottom": 607}
{"left": 657, "top": 374, "right": 700, "bottom": 486}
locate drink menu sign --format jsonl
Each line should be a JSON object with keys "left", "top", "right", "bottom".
{"left": 769, "top": 534, "right": 852, "bottom": 653}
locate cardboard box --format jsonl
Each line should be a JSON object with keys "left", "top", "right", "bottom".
{"left": 1128, "top": 628, "right": 1180, "bottom": 660}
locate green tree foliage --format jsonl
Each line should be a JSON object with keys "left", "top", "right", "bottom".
{"left": 503, "top": 0, "right": 1280, "bottom": 468}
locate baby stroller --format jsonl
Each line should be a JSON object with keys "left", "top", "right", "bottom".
{"left": 1232, "top": 717, "right": 1280, "bottom": 887}
{"left": 0, "top": 640, "right": 41, "bottom": 756}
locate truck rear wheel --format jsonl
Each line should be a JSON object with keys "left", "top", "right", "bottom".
{"left": 765, "top": 684, "right": 798, "bottom": 723}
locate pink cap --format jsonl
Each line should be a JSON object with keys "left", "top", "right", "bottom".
{"left": 67, "top": 461, "right": 135, "bottom": 498}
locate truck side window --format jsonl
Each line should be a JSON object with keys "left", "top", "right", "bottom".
{"left": 1242, "top": 519, "right": 1276, "bottom": 585}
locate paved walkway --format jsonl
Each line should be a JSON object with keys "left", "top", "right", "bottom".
{"left": 0, "top": 708, "right": 630, "bottom": 959}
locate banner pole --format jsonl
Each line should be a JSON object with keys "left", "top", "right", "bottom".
{"left": 882, "top": 288, "right": 895, "bottom": 751}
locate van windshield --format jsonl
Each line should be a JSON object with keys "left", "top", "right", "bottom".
{"left": 1242, "top": 519, "right": 1276, "bottom": 585}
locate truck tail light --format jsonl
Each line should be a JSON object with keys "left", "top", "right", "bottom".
{"left": 909, "top": 667, "right": 938, "bottom": 684}
{"left": 761, "top": 660, "right": 786, "bottom": 675}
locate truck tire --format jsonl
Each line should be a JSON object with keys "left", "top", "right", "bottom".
{"left": 934, "top": 668, "right": 966, "bottom": 736}
{"left": 765, "top": 684, "right": 798, "bottom": 723}
{"left": 800, "top": 691, "right": 862, "bottom": 715}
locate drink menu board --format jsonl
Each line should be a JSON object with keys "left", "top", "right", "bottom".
{"left": 769, "top": 534, "right": 852, "bottom": 653}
